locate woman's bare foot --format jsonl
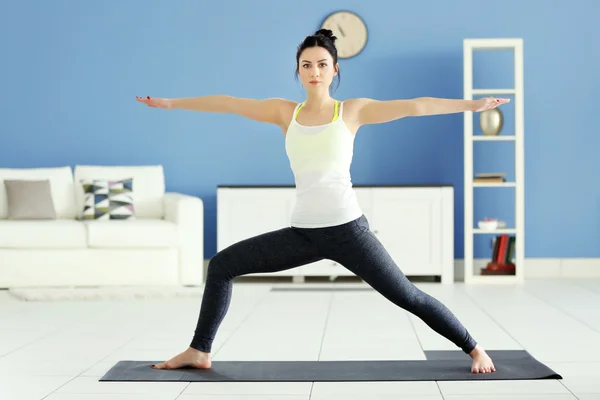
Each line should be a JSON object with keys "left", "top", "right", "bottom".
{"left": 151, "top": 347, "right": 211, "bottom": 370}
{"left": 469, "top": 344, "right": 496, "bottom": 374}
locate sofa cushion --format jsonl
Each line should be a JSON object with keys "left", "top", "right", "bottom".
{"left": 5, "top": 179, "right": 57, "bottom": 220}
{"left": 81, "top": 178, "right": 135, "bottom": 220}
{"left": 0, "top": 220, "right": 87, "bottom": 248}
{"left": 85, "top": 219, "right": 177, "bottom": 248}
{"left": 74, "top": 165, "right": 165, "bottom": 219}
{"left": 0, "top": 166, "right": 77, "bottom": 219}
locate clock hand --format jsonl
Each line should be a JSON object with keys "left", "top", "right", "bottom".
{"left": 337, "top": 24, "right": 346, "bottom": 37}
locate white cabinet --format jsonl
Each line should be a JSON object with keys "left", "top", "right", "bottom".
{"left": 217, "top": 186, "right": 454, "bottom": 284}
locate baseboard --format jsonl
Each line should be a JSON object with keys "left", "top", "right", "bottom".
{"left": 454, "top": 258, "right": 600, "bottom": 281}
{"left": 202, "top": 258, "right": 600, "bottom": 283}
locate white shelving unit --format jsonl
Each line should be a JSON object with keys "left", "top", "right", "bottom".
{"left": 463, "top": 38, "right": 524, "bottom": 284}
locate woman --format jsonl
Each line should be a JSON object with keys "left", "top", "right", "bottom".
{"left": 136, "top": 29, "right": 508, "bottom": 374}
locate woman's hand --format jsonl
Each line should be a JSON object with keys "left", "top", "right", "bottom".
{"left": 135, "top": 96, "right": 174, "bottom": 109}
{"left": 473, "top": 97, "right": 510, "bottom": 112}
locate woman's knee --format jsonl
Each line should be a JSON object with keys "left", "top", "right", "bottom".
{"left": 400, "top": 287, "right": 430, "bottom": 312}
{"left": 206, "top": 251, "right": 236, "bottom": 281}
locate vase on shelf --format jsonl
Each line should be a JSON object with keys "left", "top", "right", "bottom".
{"left": 479, "top": 108, "right": 504, "bottom": 136}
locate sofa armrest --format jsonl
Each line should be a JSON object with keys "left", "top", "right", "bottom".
{"left": 164, "top": 192, "right": 204, "bottom": 285}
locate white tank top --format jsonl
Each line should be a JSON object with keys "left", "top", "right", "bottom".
{"left": 284, "top": 100, "right": 363, "bottom": 228}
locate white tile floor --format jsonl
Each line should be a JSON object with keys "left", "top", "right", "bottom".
{"left": 2, "top": 278, "right": 600, "bottom": 400}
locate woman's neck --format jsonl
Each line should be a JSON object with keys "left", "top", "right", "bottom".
{"left": 304, "top": 91, "right": 335, "bottom": 111}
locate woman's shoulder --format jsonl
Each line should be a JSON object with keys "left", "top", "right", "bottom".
{"left": 274, "top": 98, "right": 300, "bottom": 112}
{"left": 340, "top": 97, "right": 371, "bottom": 107}
{"left": 338, "top": 98, "right": 371, "bottom": 121}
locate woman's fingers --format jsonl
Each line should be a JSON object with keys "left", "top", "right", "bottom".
{"left": 135, "top": 96, "right": 155, "bottom": 106}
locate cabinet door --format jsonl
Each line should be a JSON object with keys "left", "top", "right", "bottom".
{"left": 217, "top": 188, "right": 294, "bottom": 250}
{"left": 217, "top": 188, "right": 303, "bottom": 276}
{"left": 354, "top": 187, "right": 373, "bottom": 221}
{"left": 370, "top": 188, "right": 442, "bottom": 275}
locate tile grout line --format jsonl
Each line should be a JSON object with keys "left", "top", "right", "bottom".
{"left": 406, "top": 312, "right": 426, "bottom": 355}
{"left": 562, "top": 278, "right": 600, "bottom": 299}
{"left": 0, "top": 298, "right": 150, "bottom": 399}
{"left": 460, "top": 284, "right": 586, "bottom": 397}
{"left": 309, "top": 288, "right": 334, "bottom": 400}
{"left": 438, "top": 384, "right": 447, "bottom": 400}
{"left": 520, "top": 281, "right": 600, "bottom": 398}
{"left": 211, "top": 284, "right": 278, "bottom": 360}
{"left": 174, "top": 381, "right": 192, "bottom": 400}
{"left": 43, "top": 284, "right": 274, "bottom": 399}
{"left": 406, "top": 312, "right": 447, "bottom": 399}
{"left": 0, "top": 317, "right": 77, "bottom": 360}
{"left": 522, "top": 282, "right": 600, "bottom": 336}
{"left": 458, "top": 285, "right": 527, "bottom": 350}
{"left": 38, "top": 306, "right": 158, "bottom": 399}
{"left": 559, "top": 382, "right": 581, "bottom": 400}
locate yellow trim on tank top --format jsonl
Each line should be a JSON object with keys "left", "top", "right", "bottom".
{"left": 294, "top": 100, "right": 339, "bottom": 123}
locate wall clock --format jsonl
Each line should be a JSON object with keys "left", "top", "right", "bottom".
{"left": 321, "top": 11, "right": 368, "bottom": 59}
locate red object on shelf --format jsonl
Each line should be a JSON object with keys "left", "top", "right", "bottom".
{"left": 481, "top": 262, "right": 516, "bottom": 275}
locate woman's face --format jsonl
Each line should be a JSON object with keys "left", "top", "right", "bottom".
{"left": 297, "top": 46, "right": 338, "bottom": 92}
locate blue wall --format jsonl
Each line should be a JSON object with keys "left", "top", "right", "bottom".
{"left": 2, "top": 0, "right": 598, "bottom": 260}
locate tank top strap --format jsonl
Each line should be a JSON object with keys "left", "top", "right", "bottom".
{"left": 331, "top": 100, "right": 340, "bottom": 122}
{"left": 292, "top": 100, "right": 342, "bottom": 123}
{"left": 331, "top": 100, "right": 344, "bottom": 122}
{"left": 293, "top": 102, "right": 305, "bottom": 121}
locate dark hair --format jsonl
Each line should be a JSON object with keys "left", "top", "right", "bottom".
{"left": 295, "top": 29, "right": 341, "bottom": 91}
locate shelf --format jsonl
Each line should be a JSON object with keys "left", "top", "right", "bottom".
{"left": 463, "top": 37, "right": 524, "bottom": 285}
{"left": 473, "top": 182, "right": 516, "bottom": 187}
{"left": 464, "top": 38, "right": 524, "bottom": 50}
{"left": 465, "top": 274, "right": 521, "bottom": 284}
{"left": 472, "top": 135, "right": 516, "bottom": 141}
{"left": 471, "top": 89, "right": 516, "bottom": 95}
{"left": 473, "top": 228, "right": 517, "bottom": 234}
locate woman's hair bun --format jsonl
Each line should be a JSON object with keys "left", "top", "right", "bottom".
{"left": 314, "top": 29, "right": 337, "bottom": 42}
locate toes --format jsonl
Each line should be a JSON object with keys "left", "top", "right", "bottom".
{"left": 471, "top": 363, "right": 496, "bottom": 374}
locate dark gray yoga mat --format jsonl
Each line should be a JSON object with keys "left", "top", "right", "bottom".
{"left": 99, "top": 350, "right": 561, "bottom": 382}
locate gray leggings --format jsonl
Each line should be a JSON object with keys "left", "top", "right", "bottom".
{"left": 190, "top": 214, "right": 477, "bottom": 355}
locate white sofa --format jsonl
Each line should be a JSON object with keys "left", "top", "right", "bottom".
{"left": 0, "top": 165, "right": 204, "bottom": 288}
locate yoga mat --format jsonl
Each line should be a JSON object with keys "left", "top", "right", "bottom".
{"left": 100, "top": 350, "right": 561, "bottom": 382}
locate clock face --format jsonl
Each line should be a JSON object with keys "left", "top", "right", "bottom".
{"left": 321, "top": 11, "right": 368, "bottom": 59}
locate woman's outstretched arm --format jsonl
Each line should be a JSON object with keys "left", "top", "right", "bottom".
{"left": 136, "top": 95, "right": 293, "bottom": 127}
{"left": 348, "top": 96, "right": 510, "bottom": 126}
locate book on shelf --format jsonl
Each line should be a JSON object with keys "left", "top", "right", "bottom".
{"left": 474, "top": 172, "right": 506, "bottom": 183}
{"left": 481, "top": 234, "right": 515, "bottom": 275}
{"left": 474, "top": 178, "right": 506, "bottom": 183}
